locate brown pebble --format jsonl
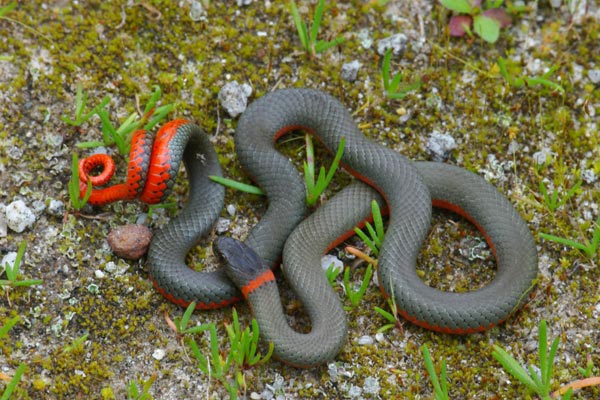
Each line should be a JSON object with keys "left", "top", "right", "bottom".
{"left": 107, "top": 224, "right": 153, "bottom": 260}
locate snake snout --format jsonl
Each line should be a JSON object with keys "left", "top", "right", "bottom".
{"left": 214, "top": 236, "right": 270, "bottom": 290}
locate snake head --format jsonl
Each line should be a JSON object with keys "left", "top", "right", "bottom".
{"left": 213, "top": 236, "right": 271, "bottom": 291}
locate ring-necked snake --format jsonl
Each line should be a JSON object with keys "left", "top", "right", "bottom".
{"left": 79, "top": 88, "right": 538, "bottom": 367}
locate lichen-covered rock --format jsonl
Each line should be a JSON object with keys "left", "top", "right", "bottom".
{"left": 218, "top": 81, "right": 253, "bottom": 118}
{"left": 107, "top": 224, "right": 153, "bottom": 260}
{"left": 6, "top": 199, "right": 36, "bottom": 233}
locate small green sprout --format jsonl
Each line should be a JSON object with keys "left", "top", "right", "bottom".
{"left": 177, "top": 303, "right": 272, "bottom": 400}
{"left": 61, "top": 84, "right": 111, "bottom": 127}
{"left": 341, "top": 264, "right": 373, "bottom": 308}
{"left": 373, "top": 281, "right": 404, "bottom": 334}
{"left": 126, "top": 374, "right": 157, "bottom": 400}
{"left": 421, "top": 344, "right": 450, "bottom": 400}
{"left": 498, "top": 57, "right": 565, "bottom": 93}
{"left": 577, "top": 355, "right": 595, "bottom": 378}
{"left": 76, "top": 85, "right": 175, "bottom": 155}
{"left": 492, "top": 319, "right": 573, "bottom": 399}
{"left": 0, "top": 241, "right": 43, "bottom": 289}
{"left": 68, "top": 153, "right": 92, "bottom": 211}
{"left": 381, "top": 49, "right": 422, "bottom": 100}
{"left": 225, "top": 308, "right": 274, "bottom": 372}
{"left": 304, "top": 134, "right": 345, "bottom": 206}
{"left": 288, "top": 0, "right": 344, "bottom": 57}
{"left": 539, "top": 216, "right": 600, "bottom": 259}
{"left": 354, "top": 200, "right": 385, "bottom": 256}
{"left": 325, "top": 262, "right": 343, "bottom": 286}
{"left": 538, "top": 179, "right": 581, "bottom": 212}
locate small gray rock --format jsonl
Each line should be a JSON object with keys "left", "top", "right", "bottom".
{"left": 218, "top": 81, "right": 253, "bottom": 118}
{"left": 0, "top": 208, "right": 7, "bottom": 238}
{"left": 588, "top": 69, "right": 600, "bottom": 84}
{"left": 107, "top": 224, "right": 153, "bottom": 260}
{"left": 341, "top": 60, "right": 362, "bottom": 82}
{"left": 6, "top": 200, "right": 36, "bottom": 233}
{"left": 425, "top": 131, "right": 456, "bottom": 162}
{"left": 357, "top": 335, "right": 374, "bottom": 345}
{"left": 358, "top": 28, "right": 373, "bottom": 49}
{"left": 582, "top": 169, "right": 597, "bottom": 184}
{"left": 215, "top": 217, "right": 230, "bottom": 234}
{"left": 377, "top": 33, "right": 408, "bottom": 56}
{"left": 533, "top": 148, "right": 553, "bottom": 165}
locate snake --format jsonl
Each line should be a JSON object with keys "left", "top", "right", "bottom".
{"left": 79, "top": 88, "right": 538, "bottom": 368}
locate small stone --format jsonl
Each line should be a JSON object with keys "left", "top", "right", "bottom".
{"left": 226, "top": 204, "right": 236, "bottom": 216}
{"left": 363, "top": 377, "right": 380, "bottom": 395}
{"left": 507, "top": 140, "right": 520, "bottom": 155}
{"left": 533, "top": 148, "right": 553, "bottom": 165}
{"left": 6, "top": 200, "right": 36, "bottom": 233}
{"left": 357, "top": 335, "right": 374, "bottom": 345}
{"left": 218, "top": 81, "right": 253, "bottom": 118}
{"left": 152, "top": 348, "right": 166, "bottom": 360}
{"left": 425, "top": 131, "right": 456, "bottom": 162}
{"left": 0, "top": 210, "right": 7, "bottom": 238}
{"left": 189, "top": 0, "right": 207, "bottom": 22}
{"left": 107, "top": 224, "right": 153, "bottom": 260}
{"left": 215, "top": 217, "right": 230, "bottom": 234}
{"left": 94, "top": 270, "right": 105, "bottom": 279}
{"left": 46, "top": 199, "right": 65, "bottom": 217}
{"left": 587, "top": 69, "right": 600, "bottom": 84}
{"left": 358, "top": 28, "right": 373, "bottom": 49}
{"left": 376, "top": 33, "right": 408, "bottom": 56}
{"left": 341, "top": 60, "right": 361, "bottom": 82}
{"left": 249, "top": 392, "right": 261, "bottom": 400}
{"left": 321, "top": 254, "right": 343, "bottom": 273}
{"left": 582, "top": 169, "right": 597, "bottom": 184}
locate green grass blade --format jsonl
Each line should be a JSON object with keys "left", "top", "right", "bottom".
{"left": 314, "top": 36, "right": 344, "bottom": 53}
{"left": 311, "top": 0, "right": 325, "bottom": 45}
{"left": 0, "top": 2, "right": 17, "bottom": 18}
{"left": 556, "top": 181, "right": 581, "bottom": 209}
{"left": 289, "top": 1, "right": 309, "bottom": 50}
{"left": 372, "top": 200, "right": 385, "bottom": 242}
{"left": 179, "top": 301, "right": 196, "bottom": 333}
{"left": 538, "top": 320, "right": 548, "bottom": 385}
{"left": 354, "top": 227, "right": 379, "bottom": 256}
{"left": 374, "top": 306, "right": 395, "bottom": 323}
{"left": 0, "top": 316, "right": 19, "bottom": 339}
{"left": 492, "top": 345, "right": 538, "bottom": 392}
{"left": 321, "top": 136, "right": 345, "bottom": 188}
{"left": 0, "top": 363, "right": 25, "bottom": 400}
{"left": 187, "top": 338, "right": 209, "bottom": 374}
{"left": 539, "top": 232, "right": 587, "bottom": 253}
{"left": 382, "top": 49, "right": 392, "bottom": 90}
{"left": 144, "top": 85, "right": 161, "bottom": 114}
{"left": 209, "top": 175, "right": 264, "bottom": 195}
